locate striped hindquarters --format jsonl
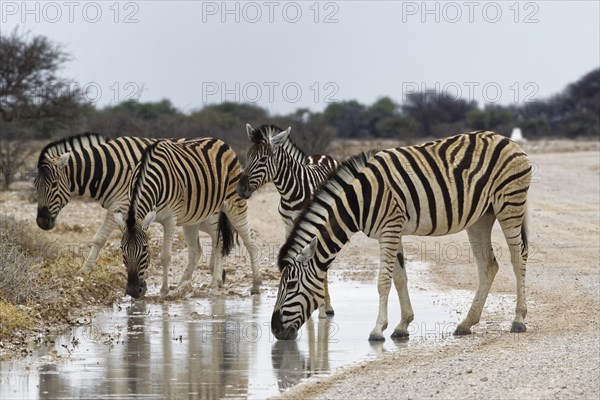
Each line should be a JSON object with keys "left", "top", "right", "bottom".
{"left": 128, "top": 138, "right": 241, "bottom": 226}
{"left": 371, "top": 131, "right": 531, "bottom": 236}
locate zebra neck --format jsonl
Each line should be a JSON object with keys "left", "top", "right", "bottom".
{"left": 67, "top": 146, "right": 128, "bottom": 206}
{"left": 291, "top": 207, "right": 358, "bottom": 272}
{"left": 272, "top": 140, "right": 309, "bottom": 196}
{"left": 284, "top": 166, "right": 371, "bottom": 271}
{"left": 129, "top": 185, "right": 160, "bottom": 224}
{"left": 67, "top": 150, "right": 91, "bottom": 198}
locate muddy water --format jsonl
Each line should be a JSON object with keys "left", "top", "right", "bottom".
{"left": 1, "top": 278, "right": 461, "bottom": 399}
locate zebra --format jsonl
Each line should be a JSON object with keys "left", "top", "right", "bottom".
{"left": 34, "top": 133, "right": 223, "bottom": 292}
{"left": 113, "top": 138, "right": 262, "bottom": 298}
{"left": 236, "top": 124, "right": 338, "bottom": 316}
{"left": 271, "top": 131, "right": 531, "bottom": 341}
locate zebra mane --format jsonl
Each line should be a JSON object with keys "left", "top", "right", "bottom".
{"left": 251, "top": 124, "right": 308, "bottom": 162}
{"left": 277, "top": 149, "right": 380, "bottom": 270}
{"left": 249, "top": 124, "right": 283, "bottom": 144}
{"left": 126, "top": 140, "right": 162, "bottom": 230}
{"left": 37, "top": 132, "right": 106, "bottom": 168}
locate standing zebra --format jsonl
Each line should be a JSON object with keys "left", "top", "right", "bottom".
{"left": 271, "top": 131, "right": 531, "bottom": 341}
{"left": 114, "top": 138, "right": 261, "bottom": 298}
{"left": 236, "top": 124, "right": 338, "bottom": 316}
{"left": 34, "top": 133, "right": 222, "bottom": 289}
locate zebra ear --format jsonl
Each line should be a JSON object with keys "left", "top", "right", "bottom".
{"left": 114, "top": 210, "right": 126, "bottom": 231}
{"left": 295, "top": 237, "right": 318, "bottom": 264}
{"left": 141, "top": 211, "right": 156, "bottom": 231}
{"left": 246, "top": 124, "right": 254, "bottom": 141}
{"left": 55, "top": 152, "right": 71, "bottom": 169}
{"left": 270, "top": 127, "right": 291, "bottom": 147}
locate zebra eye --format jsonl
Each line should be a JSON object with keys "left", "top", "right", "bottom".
{"left": 286, "top": 280, "right": 297, "bottom": 289}
{"left": 51, "top": 180, "right": 58, "bottom": 189}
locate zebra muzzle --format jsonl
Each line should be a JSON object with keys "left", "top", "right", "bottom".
{"left": 271, "top": 311, "right": 298, "bottom": 341}
{"left": 236, "top": 174, "right": 253, "bottom": 199}
{"left": 126, "top": 280, "right": 147, "bottom": 299}
{"left": 36, "top": 207, "right": 55, "bottom": 230}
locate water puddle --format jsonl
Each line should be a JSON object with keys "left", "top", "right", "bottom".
{"left": 1, "top": 278, "right": 462, "bottom": 399}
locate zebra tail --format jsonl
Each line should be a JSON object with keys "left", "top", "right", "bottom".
{"left": 218, "top": 212, "right": 235, "bottom": 257}
{"left": 521, "top": 203, "right": 529, "bottom": 254}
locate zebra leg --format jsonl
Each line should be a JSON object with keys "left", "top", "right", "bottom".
{"left": 199, "top": 215, "right": 220, "bottom": 275}
{"left": 454, "top": 210, "right": 498, "bottom": 335}
{"left": 224, "top": 200, "right": 262, "bottom": 294}
{"left": 368, "top": 239, "right": 397, "bottom": 341}
{"left": 210, "top": 233, "right": 225, "bottom": 289}
{"left": 159, "top": 218, "right": 176, "bottom": 297}
{"left": 497, "top": 208, "right": 528, "bottom": 333}
{"left": 79, "top": 210, "right": 118, "bottom": 274}
{"left": 391, "top": 250, "right": 414, "bottom": 339}
{"left": 322, "top": 274, "right": 335, "bottom": 317}
{"left": 178, "top": 225, "right": 201, "bottom": 293}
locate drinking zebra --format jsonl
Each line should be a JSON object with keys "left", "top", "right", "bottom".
{"left": 271, "top": 131, "right": 531, "bottom": 341}
{"left": 236, "top": 124, "right": 338, "bottom": 316}
{"left": 114, "top": 138, "right": 261, "bottom": 298}
{"left": 34, "top": 133, "right": 222, "bottom": 290}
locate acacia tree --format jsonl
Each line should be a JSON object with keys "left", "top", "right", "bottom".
{"left": 0, "top": 29, "right": 88, "bottom": 189}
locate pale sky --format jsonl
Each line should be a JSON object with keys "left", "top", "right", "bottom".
{"left": 2, "top": 0, "right": 599, "bottom": 115}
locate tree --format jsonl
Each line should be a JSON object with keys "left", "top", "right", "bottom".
{"left": 187, "top": 102, "right": 270, "bottom": 151}
{"left": 0, "top": 29, "right": 89, "bottom": 189}
{"left": 401, "top": 91, "right": 477, "bottom": 137}
{"left": 511, "top": 68, "right": 600, "bottom": 138}
{"left": 86, "top": 99, "right": 186, "bottom": 138}
{"left": 375, "top": 116, "right": 419, "bottom": 139}
{"left": 0, "top": 28, "right": 89, "bottom": 132}
{"left": 321, "top": 101, "right": 367, "bottom": 138}
{"left": 466, "top": 105, "right": 515, "bottom": 134}
{"left": 364, "top": 97, "right": 400, "bottom": 137}
{"left": 274, "top": 109, "right": 335, "bottom": 155}
{"left": 0, "top": 121, "right": 33, "bottom": 190}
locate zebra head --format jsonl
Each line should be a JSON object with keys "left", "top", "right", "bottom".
{"left": 114, "top": 210, "right": 156, "bottom": 298}
{"left": 237, "top": 124, "right": 291, "bottom": 199}
{"left": 34, "top": 152, "right": 72, "bottom": 230}
{"left": 272, "top": 237, "right": 325, "bottom": 340}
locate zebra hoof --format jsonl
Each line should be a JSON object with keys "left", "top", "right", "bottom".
{"left": 391, "top": 329, "right": 409, "bottom": 340}
{"left": 250, "top": 286, "right": 260, "bottom": 295}
{"left": 511, "top": 322, "right": 527, "bottom": 333}
{"left": 176, "top": 281, "right": 193, "bottom": 296}
{"left": 453, "top": 326, "right": 472, "bottom": 336}
{"left": 368, "top": 333, "right": 385, "bottom": 342}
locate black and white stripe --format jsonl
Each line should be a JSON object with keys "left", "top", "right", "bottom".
{"left": 114, "top": 138, "right": 261, "bottom": 298}
{"left": 272, "top": 131, "right": 531, "bottom": 341}
{"left": 237, "top": 124, "right": 338, "bottom": 316}
{"left": 34, "top": 133, "right": 222, "bottom": 286}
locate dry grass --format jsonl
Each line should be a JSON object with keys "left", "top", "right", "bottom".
{"left": 0, "top": 214, "right": 125, "bottom": 343}
{"left": 0, "top": 300, "right": 32, "bottom": 338}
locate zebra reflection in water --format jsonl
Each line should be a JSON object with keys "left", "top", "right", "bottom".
{"left": 271, "top": 318, "right": 331, "bottom": 391}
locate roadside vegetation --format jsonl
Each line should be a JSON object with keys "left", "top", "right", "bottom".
{"left": 0, "top": 215, "right": 124, "bottom": 348}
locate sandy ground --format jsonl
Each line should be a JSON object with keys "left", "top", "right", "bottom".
{"left": 1, "top": 143, "right": 599, "bottom": 398}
